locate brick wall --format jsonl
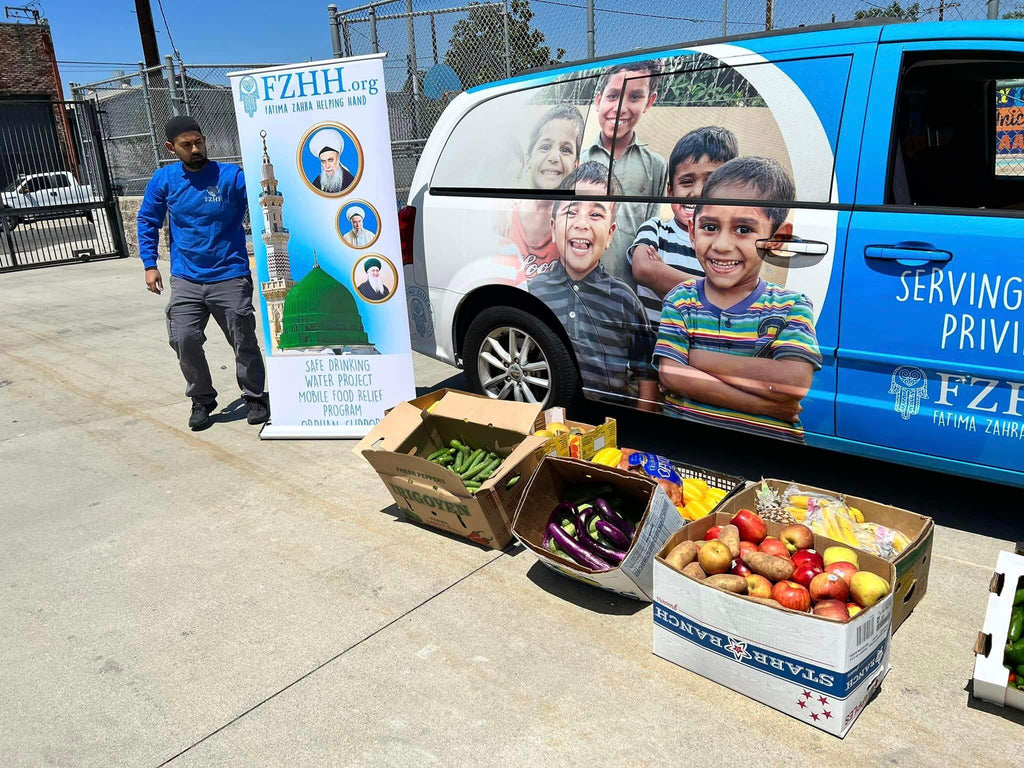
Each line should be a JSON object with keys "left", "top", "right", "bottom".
{"left": 0, "top": 21, "right": 61, "bottom": 99}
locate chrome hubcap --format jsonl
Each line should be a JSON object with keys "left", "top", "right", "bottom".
{"left": 477, "top": 326, "right": 551, "bottom": 405}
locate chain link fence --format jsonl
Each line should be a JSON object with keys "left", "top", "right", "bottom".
{"left": 70, "top": 60, "right": 275, "bottom": 196}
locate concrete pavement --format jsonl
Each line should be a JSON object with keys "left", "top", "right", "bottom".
{"left": 0, "top": 258, "right": 1020, "bottom": 767}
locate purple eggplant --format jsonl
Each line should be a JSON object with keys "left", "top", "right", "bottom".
{"left": 594, "top": 498, "right": 636, "bottom": 539}
{"left": 547, "top": 523, "right": 611, "bottom": 571}
{"left": 595, "top": 519, "right": 631, "bottom": 550}
{"left": 573, "top": 509, "right": 625, "bottom": 563}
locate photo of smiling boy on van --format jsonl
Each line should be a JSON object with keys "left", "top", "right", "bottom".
{"left": 654, "top": 156, "right": 822, "bottom": 441}
{"left": 529, "top": 162, "right": 658, "bottom": 409}
{"left": 583, "top": 60, "right": 667, "bottom": 290}
{"left": 630, "top": 125, "right": 739, "bottom": 325}
{"left": 508, "top": 105, "right": 586, "bottom": 280}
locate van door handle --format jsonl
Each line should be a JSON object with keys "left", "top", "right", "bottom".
{"left": 756, "top": 237, "right": 829, "bottom": 256}
{"left": 865, "top": 245, "right": 952, "bottom": 264}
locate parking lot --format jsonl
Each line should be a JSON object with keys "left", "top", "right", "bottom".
{"left": 1, "top": 257, "right": 1021, "bottom": 766}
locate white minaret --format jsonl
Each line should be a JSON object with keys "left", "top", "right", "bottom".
{"left": 258, "top": 130, "right": 294, "bottom": 352}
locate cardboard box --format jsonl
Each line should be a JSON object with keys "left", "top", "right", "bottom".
{"left": 511, "top": 456, "right": 684, "bottom": 601}
{"left": 532, "top": 407, "right": 617, "bottom": 460}
{"left": 972, "top": 543, "right": 1024, "bottom": 711}
{"left": 653, "top": 513, "right": 895, "bottom": 737}
{"left": 724, "top": 480, "right": 933, "bottom": 631}
{"left": 357, "top": 391, "right": 548, "bottom": 549}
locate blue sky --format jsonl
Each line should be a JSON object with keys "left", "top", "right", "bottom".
{"left": 41, "top": 0, "right": 990, "bottom": 95}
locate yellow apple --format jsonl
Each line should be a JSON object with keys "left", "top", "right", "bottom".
{"left": 850, "top": 571, "right": 890, "bottom": 608}
{"left": 823, "top": 545, "right": 860, "bottom": 569}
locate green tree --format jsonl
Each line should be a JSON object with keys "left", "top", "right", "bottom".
{"left": 854, "top": 2, "right": 921, "bottom": 21}
{"left": 1003, "top": 10, "right": 1024, "bottom": 18}
{"left": 445, "top": 0, "right": 566, "bottom": 90}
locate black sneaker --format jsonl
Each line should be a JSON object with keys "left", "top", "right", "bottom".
{"left": 245, "top": 396, "right": 269, "bottom": 425}
{"left": 189, "top": 399, "right": 216, "bottom": 430}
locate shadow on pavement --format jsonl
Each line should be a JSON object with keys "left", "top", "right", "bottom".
{"left": 212, "top": 398, "right": 249, "bottom": 425}
{"left": 379, "top": 502, "right": 502, "bottom": 552}
{"left": 525, "top": 561, "right": 648, "bottom": 616}
{"left": 963, "top": 682, "right": 1024, "bottom": 726}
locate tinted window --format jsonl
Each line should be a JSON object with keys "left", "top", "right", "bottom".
{"left": 48, "top": 173, "right": 70, "bottom": 189}
{"left": 889, "top": 55, "right": 1024, "bottom": 210}
{"left": 23, "top": 176, "right": 50, "bottom": 193}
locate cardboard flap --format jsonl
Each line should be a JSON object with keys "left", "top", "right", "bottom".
{"left": 362, "top": 446, "right": 474, "bottom": 497}
{"left": 353, "top": 401, "right": 423, "bottom": 455}
{"left": 478, "top": 434, "right": 547, "bottom": 489}
{"left": 429, "top": 391, "right": 541, "bottom": 434}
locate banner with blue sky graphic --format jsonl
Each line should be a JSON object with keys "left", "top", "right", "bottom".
{"left": 231, "top": 54, "right": 415, "bottom": 439}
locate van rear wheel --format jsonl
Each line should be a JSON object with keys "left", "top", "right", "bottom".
{"left": 463, "top": 306, "right": 578, "bottom": 409}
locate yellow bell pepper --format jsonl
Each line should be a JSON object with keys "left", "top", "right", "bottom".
{"left": 682, "top": 477, "right": 709, "bottom": 504}
{"left": 685, "top": 498, "right": 712, "bottom": 519}
{"left": 675, "top": 504, "right": 694, "bottom": 521}
{"left": 591, "top": 447, "right": 623, "bottom": 467}
{"left": 704, "top": 487, "right": 727, "bottom": 503}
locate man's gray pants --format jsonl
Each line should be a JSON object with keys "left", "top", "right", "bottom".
{"left": 166, "top": 275, "right": 266, "bottom": 405}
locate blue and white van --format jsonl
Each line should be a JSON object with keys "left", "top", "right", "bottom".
{"left": 399, "top": 19, "right": 1024, "bottom": 487}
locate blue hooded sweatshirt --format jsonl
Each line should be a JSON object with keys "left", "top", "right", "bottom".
{"left": 137, "top": 161, "right": 249, "bottom": 283}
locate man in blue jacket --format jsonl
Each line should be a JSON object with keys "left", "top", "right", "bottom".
{"left": 139, "top": 116, "right": 268, "bottom": 430}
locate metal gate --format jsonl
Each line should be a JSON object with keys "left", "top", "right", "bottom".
{"left": 0, "top": 99, "right": 127, "bottom": 272}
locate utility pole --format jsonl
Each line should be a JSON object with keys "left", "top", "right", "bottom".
{"left": 587, "top": 0, "right": 595, "bottom": 58}
{"left": 987, "top": 0, "right": 1000, "bottom": 18}
{"left": 134, "top": 0, "right": 160, "bottom": 70}
{"left": 723, "top": 0, "right": 728, "bottom": 36}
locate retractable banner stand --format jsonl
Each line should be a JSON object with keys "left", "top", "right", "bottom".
{"left": 230, "top": 55, "right": 415, "bottom": 439}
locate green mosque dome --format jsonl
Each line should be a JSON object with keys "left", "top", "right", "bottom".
{"left": 278, "top": 263, "right": 371, "bottom": 349}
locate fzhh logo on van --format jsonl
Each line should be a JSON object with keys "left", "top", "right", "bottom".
{"left": 239, "top": 76, "right": 259, "bottom": 118}
{"left": 889, "top": 366, "right": 928, "bottom": 420}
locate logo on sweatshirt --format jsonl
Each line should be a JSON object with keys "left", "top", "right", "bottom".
{"left": 204, "top": 186, "right": 222, "bottom": 203}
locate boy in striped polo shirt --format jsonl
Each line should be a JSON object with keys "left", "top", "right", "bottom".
{"left": 529, "top": 162, "right": 658, "bottom": 409}
{"left": 630, "top": 126, "right": 738, "bottom": 325}
{"left": 654, "top": 156, "right": 821, "bottom": 442}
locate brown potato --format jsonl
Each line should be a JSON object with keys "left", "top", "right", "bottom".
{"left": 681, "top": 562, "right": 707, "bottom": 581}
{"left": 742, "top": 552, "right": 795, "bottom": 581}
{"left": 742, "top": 596, "right": 784, "bottom": 609}
{"left": 718, "top": 524, "right": 740, "bottom": 558}
{"left": 665, "top": 541, "right": 699, "bottom": 571}
{"left": 705, "top": 574, "right": 748, "bottom": 594}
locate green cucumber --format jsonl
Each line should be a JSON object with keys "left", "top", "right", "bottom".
{"left": 504, "top": 474, "right": 521, "bottom": 490}
{"left": 450, "top": 439, "right": 468, "bottom": 451}
{"left": 426, "top": 448, "right": 448, "bottom": 461}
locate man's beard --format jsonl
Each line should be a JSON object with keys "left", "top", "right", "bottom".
{"left": 368, "top": 274, "right": 384, "bottom": 294}
{"left": 320, "top": 169, "right": 344, "bottom": 192}
{"left": 184, "top": 153, "right": 208, "bottom": 171}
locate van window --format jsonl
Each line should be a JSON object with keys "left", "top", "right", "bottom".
{"left": 889, "top": 54, "right": 1024, "bottom": 210}
{"left": 23, "top": 176, "right": 51, "bottom": 193}
{"left": 48, "top": 173, "right": 70, "bottom": 189}
{"left": 585, "top": 53, "right": 849, "bottom": 206}
{"left": 430, "top": 76, "right": 597, "bottom": 193}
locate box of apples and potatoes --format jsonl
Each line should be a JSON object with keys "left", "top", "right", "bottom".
{"left": 653, "top": 509, "right": 896, "bottom": 738}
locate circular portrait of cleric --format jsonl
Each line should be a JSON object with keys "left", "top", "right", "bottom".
{"left": 352, "top": 254, "right": 397, "bottom": 304}
{"left": 336, "top": 200, "right": 380, "bottom": 249}
{"left": 297, "top": 122, "right": 363, "bottom": 197}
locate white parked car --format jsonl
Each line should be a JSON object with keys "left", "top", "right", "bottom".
{"left": 0, "top": 171, "right": 99, "bottom": 228}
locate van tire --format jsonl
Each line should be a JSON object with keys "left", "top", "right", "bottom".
{"left": 463, "top": 306, "right": 578, "bottom": 409}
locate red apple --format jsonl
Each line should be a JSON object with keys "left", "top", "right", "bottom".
{"left": 846, "top": 602, "right": 862, "bottom": 618}
{"left": 730, "top": 509, "right": 767, "bottom": 544}
{"left": 746, "top": 574, "right": 773, "bottom": 598}
{"left": 731, "top": 561, "right": 752, "bottom": 577}
{"left": 812, "top": 599, "right": 851, "bottom": 622}
{"left": 771, "top": 580, "right": 811, "bottom": 612}
{"left": 738, "top": 541, "right": 758, "bottom": 560}
{"left": 758, "top": 538, "right": 792, "bottom": 559}
{"left": 779, "top": 523, "right": 814, "bottom": 553}
{"left": 825, "top": 561, "right": 858, "bottom": 588}
{"left": 809, "top": 571, "right": 850, "bottom": 603}
{"left": 704, "top": 526, "right": 722, "bottom": 541}
{"left": 791, "top": 549, "right": 824, "bottom": 571}
{"left": 792, "top": 562, "right": 824, "bottom": 588}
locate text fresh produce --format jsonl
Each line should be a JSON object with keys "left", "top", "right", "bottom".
{"left": 663, "top": 510, "right": 891, "bottom": 621}
{"left": 424, "top": 440, "right": 516, "bottom": 494}
{"left": 542, "top": 485, "right": 640, "bottom": 572}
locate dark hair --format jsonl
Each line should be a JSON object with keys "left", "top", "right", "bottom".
{"left": 697, "top": 156, "right": 795, "bottom": 232}
{"left": 527, "top": 105, "right": 586, "bottom": 156}
{"left": 164, "top": 115, "right": 202, "bottom": 143}
{"left": 668, "top": 126, "right": 739, "bottom": 180}
{"left": 595, "top": 59, "right": 663, "bottom": 96}
{"left": 551, "top": 161, "right": 623, "bottom": 217}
